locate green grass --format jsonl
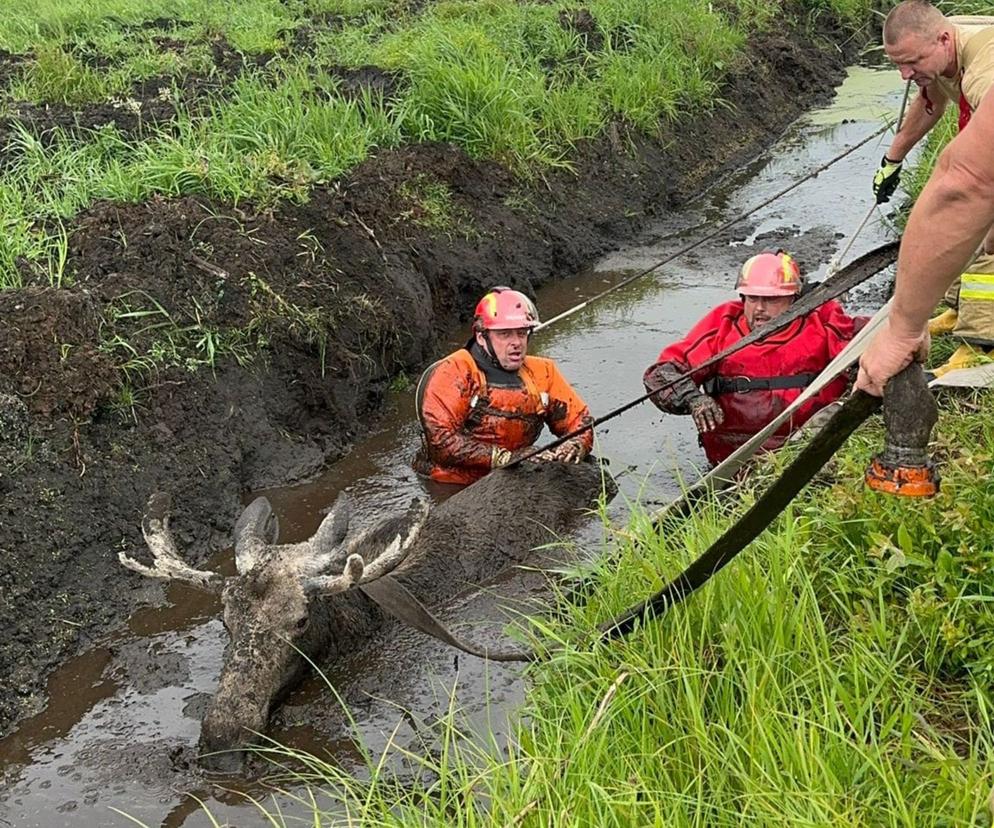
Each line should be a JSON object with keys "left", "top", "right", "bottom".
{"left": 0, "top": 0, "right": 877, "bottom": 290}
{"left": 173, "top": 392, "right": 994, "bottom": 826}
{"left": 396, "top": 174, "right": 478, "bottom": 238}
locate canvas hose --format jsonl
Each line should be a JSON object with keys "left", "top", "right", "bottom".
{"left": 597, "top": 382, "right": 883, "bottom": 639}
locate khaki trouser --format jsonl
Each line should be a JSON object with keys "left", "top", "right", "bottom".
{"left": 946, "top": 226, "right": 994, "bottom": 347}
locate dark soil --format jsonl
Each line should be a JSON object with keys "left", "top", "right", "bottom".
{"left": 0, "top": 14, "right": 860, "bottom": 736}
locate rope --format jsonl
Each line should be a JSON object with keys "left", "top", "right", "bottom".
{"left": 534, "top": 123, "right": 890, "bottom": 333}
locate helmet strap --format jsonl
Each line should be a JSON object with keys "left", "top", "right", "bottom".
{"left": 480, "top": 331, "right": 505, "bottom": 370}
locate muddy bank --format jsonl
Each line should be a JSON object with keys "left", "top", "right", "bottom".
{"left": 0, "top": 17, "right": 860, "bottom": 737}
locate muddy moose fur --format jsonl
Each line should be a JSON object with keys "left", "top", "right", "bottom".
{"left": 121, "top": 459, "right": 613, "bottom": 770}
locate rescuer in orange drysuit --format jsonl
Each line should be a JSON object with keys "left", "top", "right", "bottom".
{"left": 643, "top": 250, "right": 864, "bottom": 466}
{"left": 413, "top": 287, "right": 593, "bottom": 485}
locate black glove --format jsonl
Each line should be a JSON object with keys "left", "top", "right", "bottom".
{"left": 689, "top": 395, "right": 724, "bottom": 433}
{"left": 872, "top": 155, "right": 902, "bottom": 204}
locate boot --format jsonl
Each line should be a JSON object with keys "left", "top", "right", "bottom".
{"left": 932, "top": 343, "right": 983, "bottom": 377}
{"left": 927, "top": 307, "right": 959, "bottom": 336}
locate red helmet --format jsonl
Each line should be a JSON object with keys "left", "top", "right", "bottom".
{"left": 473, "top": 288, "right": 539, "bottom": 332}
{"left": 735, "top": 250, "right": 802, "bottom": 297}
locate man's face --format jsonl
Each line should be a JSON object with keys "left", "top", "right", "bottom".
{"left": 885, "top": 30, "right": 953, "bottom": 86}
{"left": 477, "top": 327, "right": 530, "bottom": 370}
{"left": 742, "top": 294, "right": 793, "bottom": 330}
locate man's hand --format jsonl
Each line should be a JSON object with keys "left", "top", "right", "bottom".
{"left": 689, "top": 395, "right": 724, "bottom": 433}
{"left": 855, "top": 320, "right": 930, "bottom": 396}
{"left": 873, "top": 155, "right": 903, "bottom": 204}
{"left": 533, "top": 437, "right": 588, "bottom": 464}
{"left": 491, "top": 446, "right": 541, "bottom": 468}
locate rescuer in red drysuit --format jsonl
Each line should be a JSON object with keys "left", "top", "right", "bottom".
{"left": 413, "top": 287, "right": 593, "bottom": 485}
{"left": 643, "top": 250, "right": 864, "bottom": 466}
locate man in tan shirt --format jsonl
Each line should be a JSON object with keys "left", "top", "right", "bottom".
{"left": 873, "top": 1, "right": 994, "bottom": 373}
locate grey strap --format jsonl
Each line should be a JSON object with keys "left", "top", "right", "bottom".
{"left": 360, "top": 576, "right": 535, "bottom": 663}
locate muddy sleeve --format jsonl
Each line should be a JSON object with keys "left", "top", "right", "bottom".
{"left": 643, "top": 362, "right": 701, "bottom": 414}
{"left": 544, "top": 364, "right": 594, "bottom": 452}
{"left": 642, "top": 306, "right": 725, "bottom": 410}
{"left": 418, "top": 359, "right": 495, "bottom": 471}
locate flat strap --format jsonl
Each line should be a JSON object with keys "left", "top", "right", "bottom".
{"left": 703, "top": 372, "right": 818, "bottom": 395}
{"left": 360, "top": 576, "right": 534, "bottom": 663}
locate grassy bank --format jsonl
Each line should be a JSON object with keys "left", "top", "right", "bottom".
{"left": 214, "top": 390, "right": 994, "bottom": 827}
{"left": 0, "top": 0, "right": 873, "bottom": 291}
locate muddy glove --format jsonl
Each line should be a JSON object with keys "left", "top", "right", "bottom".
{"left": 644, "top": 363, "right": 702, "bottom": 414}
{"left": 534, "top": 437, "right": 588, "bottom": 464}
{"left": 872, "top": 155, "right": 902, "bottom": 204}
{"left": 491, "top": 445, "right": 540, "bottom": 468}
{"left": 689, "top": 394, "right": 724, "bottom": 434}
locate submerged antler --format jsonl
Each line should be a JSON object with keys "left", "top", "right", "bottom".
{"left": 119, "top": 492, "right": 221, "bottom": 589}
{"left": 305, "top": 499, "right": 430, "bottom": 595}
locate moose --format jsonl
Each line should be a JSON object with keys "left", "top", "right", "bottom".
{"left": 120, "top": 460, "right": 613, "bottom": 771}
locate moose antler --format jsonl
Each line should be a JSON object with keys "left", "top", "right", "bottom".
{"left": 305, "top": 499, "right": 429, "bottom": 595}
{"left": 119, "top": 492, "right": 221, "bottom": 590}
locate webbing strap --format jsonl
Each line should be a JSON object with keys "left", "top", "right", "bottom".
{"left": 703, "top": 372, "right": 818, "bottom": 395}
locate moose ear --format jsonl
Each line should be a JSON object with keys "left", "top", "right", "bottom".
{"left": 233, "top": 497, "right": 277, "bottom": 573}
{"left": 312, "top": 492, "right": 351, "bottom": 554}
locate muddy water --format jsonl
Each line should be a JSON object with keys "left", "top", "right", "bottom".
{"left": 0, "top": 66, "right": 907, "bottom": 827}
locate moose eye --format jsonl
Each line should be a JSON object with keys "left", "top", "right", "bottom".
{"left": 294, "top": 616, "right": 309, "bottom": 631}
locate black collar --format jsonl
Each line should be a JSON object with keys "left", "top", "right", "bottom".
{"left": 468, "top": 341, "right": 523, "bottom": 388}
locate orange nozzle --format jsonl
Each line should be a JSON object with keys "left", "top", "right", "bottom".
{"left": 864, "top": 457, "right": 939, "bottom": 498}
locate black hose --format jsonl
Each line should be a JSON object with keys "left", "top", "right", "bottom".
{"left": 598, "top": 389, "right": 882, "bottom": 638}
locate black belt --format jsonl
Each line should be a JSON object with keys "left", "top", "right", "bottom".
{"left": 704, "top": 372, "right": 818, "bottom": 395}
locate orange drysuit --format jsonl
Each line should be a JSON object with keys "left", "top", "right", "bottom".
{"left": 413, "top": 346, "right": 593, "bottom": 485}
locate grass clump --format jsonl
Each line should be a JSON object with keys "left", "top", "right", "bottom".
{"left": 396, "top": 174, "right": 478, "bottom": 238}
{"left": 17, "top": 45, "right": 117, "bottom": 104}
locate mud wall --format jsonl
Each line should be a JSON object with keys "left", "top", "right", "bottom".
{"left": 0, "top": 19, "right": 859, "bottom": 735}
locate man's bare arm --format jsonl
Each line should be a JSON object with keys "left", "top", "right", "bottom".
{"left": 890, "top": 85, "right": 994, "bottom": 336}
{"left": 857, "top": 84, "right": 994, "bottom": 395}
{"left": 886, "top": 89, "right": 947, "bottom": 162}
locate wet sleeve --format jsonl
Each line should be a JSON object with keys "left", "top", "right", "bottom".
{"left": 418, "top": 358, "right": 494, "bottom": 472}
{"left": 643, "top": 362, "right": 701, "bottom": 414}
{"left": 817, "top": 300, "right": 858, "bottom": 359}
{"left": 641, "top": 305, "right": 726, "bottom": 410}
{"left": 544, "top": 364, "right": 594, "bottom": 452}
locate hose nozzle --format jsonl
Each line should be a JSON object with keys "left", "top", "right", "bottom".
{"left": 865, "top": 363, "right": 939, "bottom": 497}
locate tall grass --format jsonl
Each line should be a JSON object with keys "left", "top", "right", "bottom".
{"left": 0, "top": 0, "right": 877, "bottom": 288}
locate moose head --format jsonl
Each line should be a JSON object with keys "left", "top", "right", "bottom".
{"left": 120, "top": 490, "right": 428, "bottom": 771}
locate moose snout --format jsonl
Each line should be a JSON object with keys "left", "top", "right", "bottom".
{"left": 198, "top": 684, "right": 271, "bottom": 772}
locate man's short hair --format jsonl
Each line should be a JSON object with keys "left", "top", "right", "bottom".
{"left": 883, "top": 0, "right": 947, "bottom": 46}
